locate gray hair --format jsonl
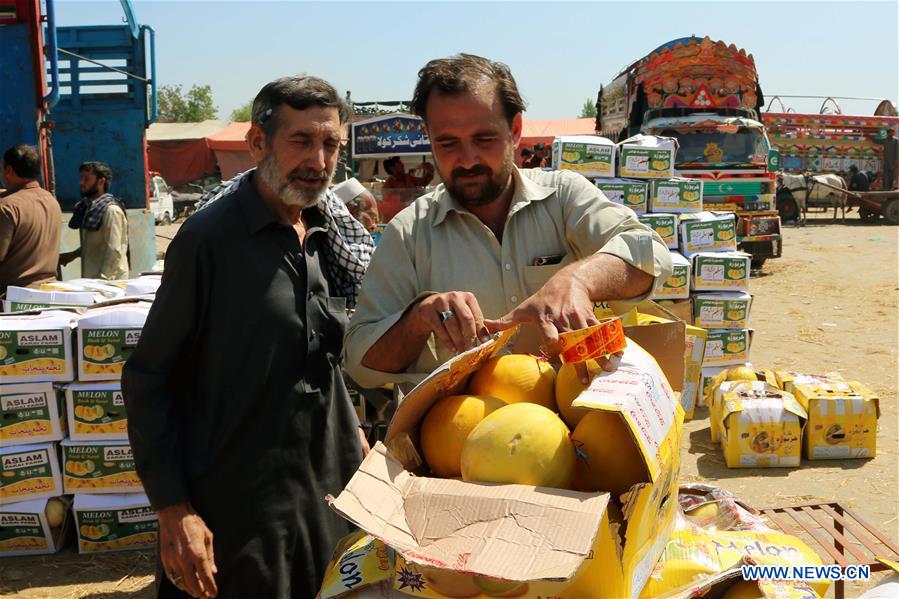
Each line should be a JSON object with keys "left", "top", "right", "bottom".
{"left": 252, "top": 76, "right": 351, "bottom": 137}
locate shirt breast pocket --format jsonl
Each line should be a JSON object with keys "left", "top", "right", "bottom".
{"left": 523, "top": 264, "right": 564, "bottom": 295}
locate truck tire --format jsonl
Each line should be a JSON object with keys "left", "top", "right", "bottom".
{"left": 160, "top": 212, "right": 172, "bottom": 226}
{"left": 776, "top": 191, "right": 799, "bottom": 223}
{"left": 884, "top": 200, "right": 899, "bottom": 226}
{"left": 751, "top": 257, "right": 767, "bottom": 270}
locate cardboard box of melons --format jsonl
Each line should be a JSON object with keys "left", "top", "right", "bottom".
{"left": 325, "top": 317, "right": 686, "bottom": 599}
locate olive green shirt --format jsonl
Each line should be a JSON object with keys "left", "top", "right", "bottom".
{"left": 81, "top": 204, "right": 129, "bottom": 280}
{"left": 344, "top": 167, "right": 673, "bottom": 389}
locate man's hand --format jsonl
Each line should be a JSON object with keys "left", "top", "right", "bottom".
{"left": 157, "top": 502, "right": 218, "bottom": 598}
{"left": 484, "top": 268, "right": 618, "bottom": 383}
{"left": 412, "top": 292, "right": 491, "bottom": 354}
{"left": 358, "top": 427, "right": 371, "bottom": 457}
{"left": 59, "top": 249, "right": 80, "bottom": 267}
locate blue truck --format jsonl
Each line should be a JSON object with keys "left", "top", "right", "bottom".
{"left": 0, "top": 0, "right": 158, "bottom": 275}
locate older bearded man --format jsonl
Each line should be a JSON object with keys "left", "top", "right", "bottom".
{"left": 123, "top": 76, "right": 372, "bottom": 599}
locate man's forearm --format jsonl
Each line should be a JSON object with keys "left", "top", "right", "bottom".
{"left": 360, "top": 306, "right": 432, "bottom": 373}
{"left": 567, "top": 252, "right": 654, "bottom": 302}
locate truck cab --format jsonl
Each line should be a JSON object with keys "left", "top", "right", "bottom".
{"left": 598, "top": 36, "right": 783, "bottom": 267}
{"left": 149, "top": 173, "right": 174, "bottom": 225}
{"left": 644, "top": 113, "right": 782, "bottom": 266}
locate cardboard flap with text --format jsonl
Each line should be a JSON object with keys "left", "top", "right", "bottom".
{"left": 329, "top": 443, "right": 610, "bottom": 582}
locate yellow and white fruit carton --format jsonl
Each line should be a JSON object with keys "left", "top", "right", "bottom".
{"left": 72, "top": 494, "right": 157, "bottom": 553}
{"left": 0, "top": 382, "right": 65, "bottom": 445}
{"left": 551, "top": 135, "right": 616, "bottom": 178}
{"left": 40, "top": 279, "right": 125, "bottom": 301}
{"left": 325, "top": 326, "right": 685, "bottom": 599}
{"left": 652, "top": 251, "right": 691, "bottom": 300}
{"left": 638, "top": 212, "right": 679, "bottom": 249}
{"left": 632, "top": 302, "right": 705, "bottom": 419}
{"left": 640, "top": 512, "right": 829, "bottom": 598}
{"left": 0, "top": 310, "right": 76, "bottom": 383}
{"left": 699, "top": 366, "right": 729, "bottom": 408}
{"left": 790, "top": 377, "right": 879, "bottom": 460}
{"left": 0, "top": 443, "right": 63, "bottom": 505}
{"left": 691, "top": 252, "right": 751, "bottom": 292}
{"left": 0, "top": 496, "right": 71, "bottom": 556}
{"left": 773, "top": 371, "right": 843, "bottom": 395}
{"left": 76, "top": 303, "right": 151, "bottom": 381}
{"left": 596, "top": 177, "right": 648, "bottom": 214}
{"left": 703, "top": 329, "right": 752, "bottom": 367}
{"left": 650, "top": 178, "right": 704, "bottom": 214}
{"left": 65, "top": 382, "right": 128, "bottom": 441}
{"left": 692, "top": 292, "right": 752, "bottom": 329}
{"left": 679, "top": 212, "right": 737, "bottom": 256}
{"left": 617, "top": 134, "right": 677, "bottom": 179}
{"left": 710, "top": 379, "right": 779, "bottom": 443}
{"left": 123, "top": 275, "right": 162, "bottom": 297}
{"left": 719, "top": 388, "right": 807, "bottom": 468}
{"left": 60, "top": 439, "right": 142, "bottom": 494}
{"left": 664, "top": 564, "right": 824, "bottom": 599}
{"left": 2, "top": 286, "right": 101, "bottom": 313}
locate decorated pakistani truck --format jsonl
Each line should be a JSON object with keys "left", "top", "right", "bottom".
{"left": 597, "top": 36, "right": 782, "bottom": 267}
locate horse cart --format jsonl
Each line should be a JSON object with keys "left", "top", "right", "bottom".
{"left": 808, "top": 177, "right": 899, "bottom": 225}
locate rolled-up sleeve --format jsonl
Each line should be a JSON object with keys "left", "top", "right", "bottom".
{"left": 122, "top": 226, "right": 204, "bottom": 509}
{"left": 343, "top": 219, "right": 436, "bottom": 389}
{"left": 560, "top": 172, "right": 673, "bottom": 300}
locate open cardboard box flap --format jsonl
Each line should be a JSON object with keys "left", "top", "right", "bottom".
{"left": 329, "top": 442, "right": 610, "bottom": 582}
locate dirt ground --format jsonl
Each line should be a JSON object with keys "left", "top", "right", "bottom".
{"left": 2, "top": 215, "right": 896, "bottom": 598}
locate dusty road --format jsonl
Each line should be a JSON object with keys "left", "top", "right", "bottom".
{"left": 2, "top": 216, "right": 896, "bottom": 598}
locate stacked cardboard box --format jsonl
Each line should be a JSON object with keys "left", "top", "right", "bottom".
{"left": 1, "top": 299, "right": 157, "bottom": 557}
{"left": 1, "top": 311, "right": 74, "bottom": 556}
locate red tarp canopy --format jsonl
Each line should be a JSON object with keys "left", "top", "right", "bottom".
{"left": 517, "top": 118, "right": 598, "bottom": 163}
{"left": 147, "top": 120, "right": 227, "bottom": 186}
{"left": 205, "top": 122, "right": 255, "bottom": 179}
{"left": 200, "top": 118, "right": 600, "bottom": 178}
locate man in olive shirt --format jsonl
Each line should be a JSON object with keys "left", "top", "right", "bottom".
{"left": 123, "top": 76, "right": 368, "bottom": 599}
{"left": 60, "top": 162, "right": 129, "bottom": 279}
{"left": 344, "top": 54, "right": 672, "bottom": 389}
{"left": 0, "top": 145, "right": 62, "bottom": 294}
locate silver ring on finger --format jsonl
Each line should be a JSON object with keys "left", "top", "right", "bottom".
{"left": 439, "top": 309, "right": 454, "bottom": 324}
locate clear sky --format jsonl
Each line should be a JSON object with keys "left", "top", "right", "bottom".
{"left": 56, "top": 1, "right": 898, "bottom": 120}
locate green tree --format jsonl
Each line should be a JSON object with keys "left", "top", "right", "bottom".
{"left": 230, "top": 100, "right": 253, "bottom": 122}
{"left": 157, "top": 84, "right": 218, "bottom": 122}
{"left": 579, "top": 98, "right": 597, "bottom": 118}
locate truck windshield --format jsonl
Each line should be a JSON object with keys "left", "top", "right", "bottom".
{"left": 658, "top": 127, "right": 769, "bottom": 167}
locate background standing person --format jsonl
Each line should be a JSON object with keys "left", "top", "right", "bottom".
{"left": 332, "top": 177, "right": 380, "bottom": 232}
{"left": 60, "top": 161, "right": 130, "bottom": 279}
{"left": 0, "top": 144, "right": 62, "bottom": 294}
{"left": 382, "top": 155, "right": 435, "bottom": 190}
{"left": 123, "top": 75, "right": 369, "bottom": 599}
{"left": 344, "top": 54, "right": 671, "bottom": 391}
{"left": 848, "top": 164, "right": 870, "bottom": 192}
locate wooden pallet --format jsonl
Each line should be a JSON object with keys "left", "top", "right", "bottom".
{"left": 759, "top": 502, "right": 899, "bottom": 598}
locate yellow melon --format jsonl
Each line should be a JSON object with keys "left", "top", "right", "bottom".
{"left": 722, "top": 580, "right": 765, "bottom": 599}
{"left": 45, "top": 498, "right": 66, "bottom": 528}
{"left": 419, "top": 566, "right": 481, "bottom": 598}
{"left": 726, "top": 366, "right": 758, "bottom": 382}
{"left": 420, "top": 394, "right": 506, "bottom": 478}
{"left": 473, "top": 576, "right": 529, "bottom": 597}
{"left": 684, "top": 501, "right": 721, "bottom": 525}
{"left": 461, "top": 403, "right": 575, "bottom": 489}
{"left": 554, "top": 360, "right": 603, "bottom": 428}
{"left": 571, "top": 411, "right": 647, "bottom": 497}
{"left": 467, "top": 354, "right": 556, "bottom": 409}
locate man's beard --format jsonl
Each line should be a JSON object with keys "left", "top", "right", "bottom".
{"left": 258, "top": 154, "right": 331, "bottom": 208}
{"left": 443, "top": 151, "right": 514, "bottom": 208}
{"left": 81, "top": 183, "right": 100, "bottom": 199}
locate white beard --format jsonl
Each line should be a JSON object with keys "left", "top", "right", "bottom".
{"left": 258, "top": 155, "right": 329, "bottom": 209}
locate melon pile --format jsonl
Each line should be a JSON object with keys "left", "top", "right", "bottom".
{"left": 418, "top": 353, "right": 648, "bottom": 497}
